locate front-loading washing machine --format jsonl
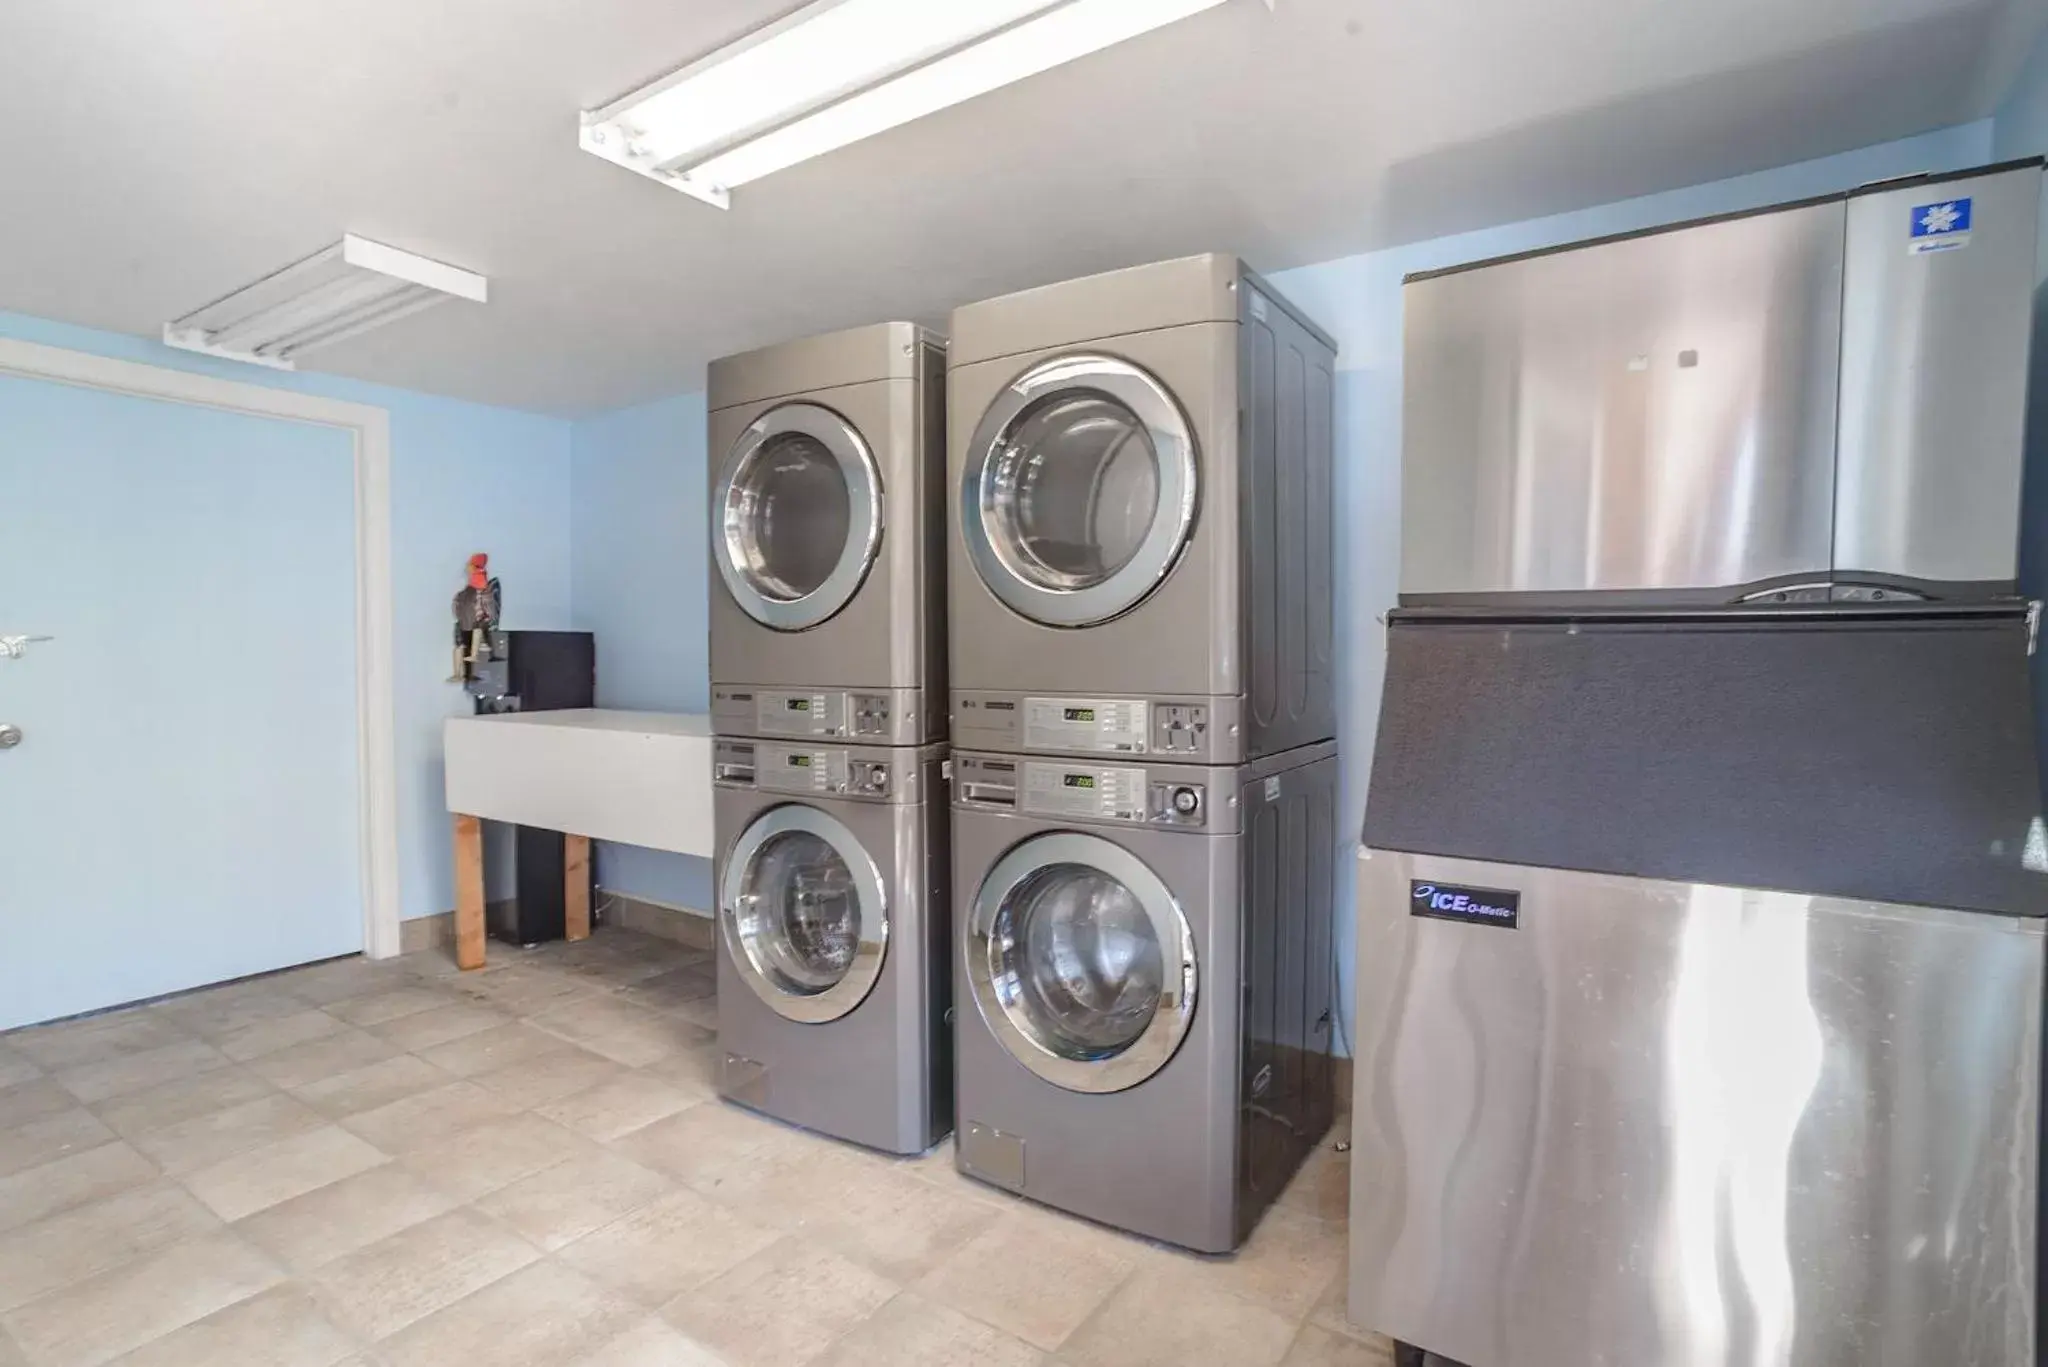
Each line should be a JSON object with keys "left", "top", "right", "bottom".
{"left": 710, "top": 322, "right": 947, "bottom": 746}
{"left": 713, "top": 737, "right": 950, "bottom": 1155}
{"left": 950, "top": 740, "right": 1338, "bottom": 1251}
{"left": 947, "top": 254, "right": 1338, "bottom": 766}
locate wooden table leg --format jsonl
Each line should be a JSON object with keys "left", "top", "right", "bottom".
{"left": 564, "top": 834, "right": 592, "bottom": 942}
{"left": 453, "top": 813, "right": 486, "bottom": 971}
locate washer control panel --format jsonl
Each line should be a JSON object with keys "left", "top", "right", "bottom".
{"left": 1023, "top": 698, "right": 1149, "bottom": 754}
{"left": 713, "top": 740, "right": 895, "bottom": 800}
{"left": 951, "top": 753, "right": 1224, "bottom": 831}
{"left": 954, "top": 691, "right": 1229, "bottom": 761}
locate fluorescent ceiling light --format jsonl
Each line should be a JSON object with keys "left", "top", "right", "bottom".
{"left": 581, "top": 0, "right": 1246, "bottom": 208}
{"left": 164, "top": 234, "right": 488, "bottom": 371}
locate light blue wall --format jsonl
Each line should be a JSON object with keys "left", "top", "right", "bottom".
{"left": 569, "top": 393, "right": 715, "bottom": 912}
{"left": 0, "top": 312, "right": 575, "bottom": 924}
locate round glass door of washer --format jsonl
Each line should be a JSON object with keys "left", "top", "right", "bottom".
{"left": 965, "top": 832, "right": 1196, "bottom": 1092}
{"left": 720, "top": 805, "right": 887, "bottom": 1024}
{"left": 715, "top": 402, "right": 882, "bottom": 631}
{"left": 962, "top": 355, "right": 1197, "bottom": 627}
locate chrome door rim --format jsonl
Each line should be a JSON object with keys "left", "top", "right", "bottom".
{"left": 965, "top": 831, "right": 1197, "bottom": 1093}
{"left": 715, "top": 401, "right": 883, "bottom": 631}
{"left": 720, "top": 804, "right": 888, "bottom": 1024}
{"left": 962, "top": 353, "right": 1198, "bottom": 627}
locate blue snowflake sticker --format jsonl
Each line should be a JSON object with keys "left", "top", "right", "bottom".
{"left": 1908, "top": 197, "right": 1972, "bottom": 254}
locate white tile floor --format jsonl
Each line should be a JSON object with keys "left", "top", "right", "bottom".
{"left": 0, "top": 929, "right": 1386, "bottom": 1366}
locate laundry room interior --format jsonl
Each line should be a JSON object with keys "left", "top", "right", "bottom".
{"left": 4, "top": 3, "right": 2048, "bottom": 1365}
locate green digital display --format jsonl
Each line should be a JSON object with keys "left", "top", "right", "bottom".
{"left": 785, "top": 698, "right": 810, "bottom": 712}
{"left": 789, "top": 755, "right": 812, "bottom": 768}
{"left": 1063, "top": 774, "right": 1095, "bottom": 789}
{"left": 1064, "top": 707, "right": 1096, "bottom": 722}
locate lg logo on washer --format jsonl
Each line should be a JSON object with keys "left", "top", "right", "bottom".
{"left": 1410, "top": 881, "right": 1520, "bottom": 929}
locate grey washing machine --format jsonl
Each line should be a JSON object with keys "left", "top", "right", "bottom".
{"left": 950, "top": 740, "right": 1338, "bottom": 1252}
{"left": 709, "top": 322, "right": 947, "bottom": 747}
{"left": 947, "top": 254, "right": 1337, "bottom": 766}
{"left": 713, "top": 738, "right": 951, "bottom": 1155}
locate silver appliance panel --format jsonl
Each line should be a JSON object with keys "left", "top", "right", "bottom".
{"left": 1402, "top": 201, "right": 1846, "bottom": 601}
{"left": 1350, "top": 850, "right": 2043, "bottom": 1367}
{"left": 950, "top": 751, "right": 1227, "bottom": 833}
{"left": 1834, "top": 166, "right": 2039, "bottom": 591}
{"left": 711, "top": 685, "right": 927, "bottom": 747}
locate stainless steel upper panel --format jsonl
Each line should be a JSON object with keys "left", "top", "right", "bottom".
{"left": 948, "top": 254, "right": 1335, "bottom": 368}
{"left": 1351, "top": 850, "right": 2044, "bottom": 1367}
{"left": 1835, "top": 164, "right": 2039, "bottom": 590}
{"left": 709, "top": 321, "right": 943, "bottom": 411}
{"left": 1401, "top": 199, "right": 1848, "bottom": 601}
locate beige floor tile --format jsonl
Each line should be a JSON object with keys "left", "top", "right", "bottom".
{"left": 670, "top": 994, "right": 721, "bottom": 1032}
{"left": 211, "top": 1010, "right": 352, "bottom": 1064}
{"left": 451, "top": 967, "right": 600, "bottom": 1017}
{"left": 305, "top": 1207, "right": 538, "bottom": 1343}
{"left": 612, "top": 966, "right": 718, "bottom": 1015}
{"left": 0, "top": 1183, "right": 219, "bottom": 1313}
{"left": 93, "top": 1070, "right": 278, "bottom": 1140}
{"left": 0, "top": 1109, "right": 115, "bottom": 1179}
{"left": 816, "top": 1291, "right": 1044, "bottom": 1367}
{"left": 0, "top": 1143, "right": 160, "bottom": 1235}
{"left": 663, "top": 1239, "right": 896, "bottom": 1367}
{"left": 107, "top": 1283, "right": 358, "bottom": 1367}
{"left": 1148, "top": 1207, "right": 1346, "bottom": 1319}
{"left": 127, "top": 1094, "right": 327, "bottom": 1176}
{"left": 1281, "top": 1323, "right": 1398, "bottom": 1367}
{"left": 412, "top": 1022, "right": 578, "bottom": 1078}
{"left": 55, "top": 1040, "right": 229, "bottom": 1106}
{"left": 273, "top": 959, "right": 414, "bottom": 1008}
{"left": 0, "top": 1231, "right": 282, "bottom": 1367}
{"left": 535, "top": 1072, "right": 696, "bottom": 1141}
{"left": 288, "top": 1055, "right": 452, "bottom": 1120}
{"left": 572, "top": 1316, "right": 729, "bottom": 1367}
{"left": 471, "top": 1049, "right": 626, "bottom": 1111}
{"left": 244, "top": 1031, "right": 400, "bottom": 1091}
{"left": 1307, "top": 1271, "right": 1381, "bottom": 1345}
{"left": 798, "top": 1165, "right": 1002, "bottom": 1283}
{"left": 0, "top": 1324, "right": 23, "bottom": 1367}
{"left": 914, "top": 1207, "right": 1140, "bottom": 1351}
{"left": 639, "top": 1040, "right": 721, "bottom": 1096}
{"left": 0, "top": 1048, "right": 41, "bottom": 1093}
{"left": 396, "top": 1114, "right": 589, "bottom": 1203}
{"left": 0, "top": 1079, "right": 79, "bottom": 1132}
{"left": 1058, "top": 1267, "right": 1298, "bottom": 1367}
{"left": 367, "top": 1003, "right": 513, "bottom": 1054}
{"left": 557, "top": 1188, "right": 780, "bottom": 1308}
{"left": 528, "top": 999, "right": 699, "bottom": 1069}
{"left": 475, "top": 1148, "right": 672, "bottom": 1251}
{"left": 323, "top": 987, "right": 454, "bottom": 1028}
{"left": 180, "top": 1126, "right": 387, "bottom": 1222}
{"left": 232, "top": 1164, "right": 457, "bottom": 1274}
{"left": 9, "top": 1015, "right": 191, "bottom": 1074}
{"left": 1278, "top": 1142, "right": 1351, "bottom": 1224}
{"left": 378, "top": 1259, "right": 639, "bottom": 1367}
{"left": 613, "top": 1102, "right": 786, "bottom": 1190}
{"left": 336, "top": 1080, "right": 520, "bottom": 1154}
{"left": 151, "top": 984, "right": 309, "bottom": 1043}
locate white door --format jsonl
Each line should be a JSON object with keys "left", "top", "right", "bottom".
{"left": 0, "top": 373, "right": 363, "bottom": 1029}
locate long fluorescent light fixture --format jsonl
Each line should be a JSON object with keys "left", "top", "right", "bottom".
{"left": 581, "top": 0, "right": 1245, "bottom": 209}
{"left": 164, "top": 234, "right": 488, "bottom": 371}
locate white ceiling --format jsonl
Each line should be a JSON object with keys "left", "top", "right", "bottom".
{"left": 0, "top": 0, "right": 2039, "bottom": 414}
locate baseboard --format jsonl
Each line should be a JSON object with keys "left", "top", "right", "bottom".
{"left": 603, "top": 890, "right": 716, "bottom": 951}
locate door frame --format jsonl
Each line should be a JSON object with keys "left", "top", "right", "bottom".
{"left": 0, "top": 336, "right": 402, "bottom": 959}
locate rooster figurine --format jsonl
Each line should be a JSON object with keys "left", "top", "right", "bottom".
{"left": 450, "top": 552, "right": 502, "bottom": 683}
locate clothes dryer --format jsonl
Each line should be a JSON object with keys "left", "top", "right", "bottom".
{"left": 948, "top": 255, "right": 1336, "bottom": 764}
{"left": 710, "top": 322, "right": 946, "bottom": 746}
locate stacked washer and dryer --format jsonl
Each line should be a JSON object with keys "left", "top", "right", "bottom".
{"left": 706, "top": 323, "right": 953, "bottom": 1156}
{"left": 944, "top": 254, "right": 1344, "bottom": 1252}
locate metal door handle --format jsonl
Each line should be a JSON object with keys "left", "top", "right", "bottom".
{"left": 0, "top": 636, "right": 53, "bottom": 660}
{"left": 0, "top": 724, "right": 21, "bottom": 749}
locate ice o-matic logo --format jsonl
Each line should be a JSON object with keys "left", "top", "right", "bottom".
{"left": 1909, "top": 197, "right": 1973, "bottom": 254}
{"left": 1410, "top": 880, "right": 1520, "bottom": 928}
